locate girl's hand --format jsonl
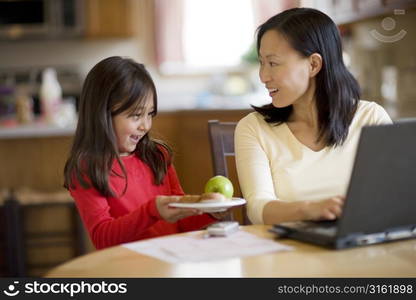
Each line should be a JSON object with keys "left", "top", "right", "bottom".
{"left": 303, "top": 196, "right": 345, "bottom": 221}
{"left": 210, "top": 210, "right": 232, "bottom": 220}
{"left": 200, "top": 193, "right": 232, "bottom": 220}
{"left": 156, "top": 195, "right": 202, "bottom": 223}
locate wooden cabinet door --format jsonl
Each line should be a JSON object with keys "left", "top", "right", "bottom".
{"left": 85, "top": 0, "right": 133, "bottom": 38}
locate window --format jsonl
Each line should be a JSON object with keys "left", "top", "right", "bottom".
{"left": 155, "top": 0, "right": 259, "bottom": 75}
{"left": 155, "top": 0, "right": 291, "bottom": 75}
{"left": 183, "top": 0, "right": 254, "bottom": 70}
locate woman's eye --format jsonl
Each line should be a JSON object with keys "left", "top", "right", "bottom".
{"left": 269, "top": 62, "right": 278, "bottom": 67}
{"left": 148, "top": 111, "right": 156, "bottom": 117}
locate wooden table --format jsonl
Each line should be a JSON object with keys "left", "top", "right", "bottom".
{"left": 46, "top": 225, "right": 416, "bottom": 277}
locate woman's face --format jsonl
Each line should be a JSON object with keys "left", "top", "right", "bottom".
{"left": 259, "top": 30, "right": 312, "bottom": 108}
{"left": 112, "top": 94, "right": 155, "bottom": 156}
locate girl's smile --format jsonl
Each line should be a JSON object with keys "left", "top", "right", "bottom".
{"left": 112, "top": 94, "right": 155, "bottom": 156}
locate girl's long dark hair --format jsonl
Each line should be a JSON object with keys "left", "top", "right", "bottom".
{"left": 254, "top": 7, "right": 360, "bottom": 147}
{"left": 64, "top": 56, "right": 171, "bottom": 197}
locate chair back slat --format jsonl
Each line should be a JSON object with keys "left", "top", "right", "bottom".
{"left": 208, "top": 120, "right": 251, "bottom": 225}
{"left": 208, "top": 120, "right": 236, "bottom": 176}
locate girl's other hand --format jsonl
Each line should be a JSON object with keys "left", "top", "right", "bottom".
{"left": 156, "top": 195, "right": 202, "bottom": 223}
{"left": 303, "top": 195, "right": 345, "bottom": 221}
{"left": 210, "top": 211, "right": 231, "bottom": 220}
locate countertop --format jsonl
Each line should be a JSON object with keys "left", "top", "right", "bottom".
{"left": 0, "top": 107, "right": 253, "bottom": 139}
{"left": 0, "top": 122, "right": 76, "bottom": 139}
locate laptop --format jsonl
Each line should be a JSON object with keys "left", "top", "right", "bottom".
{"left": 270, "top": 119, "right": 416, "bottom": 249}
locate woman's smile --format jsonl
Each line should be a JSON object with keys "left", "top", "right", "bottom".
{"left": 267, "top": 87, "right": 279, "bottom": 97}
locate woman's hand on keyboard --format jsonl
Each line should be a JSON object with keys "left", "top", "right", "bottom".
{"left": 302, "top": 196, "right": 345, "bottom": 221}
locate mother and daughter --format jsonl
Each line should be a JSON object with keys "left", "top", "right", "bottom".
{"left": 64, "top": 7, "right": 391, "bottom": 249}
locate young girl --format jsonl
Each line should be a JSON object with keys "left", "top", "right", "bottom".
{"left": 235, "top": 8, "right": 392, "bottom": 225}
{"left": 64, "top": 56, "right": 217, "bottom": 249}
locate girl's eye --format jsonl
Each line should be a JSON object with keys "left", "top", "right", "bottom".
{"left": 148, "top": 111, "right": 156, "bottom": 117}
{"left": 269, "top": 62, "right": 279, "bottom": 67}
{"left": 131, "top": 114, "right": 142, "bottom": 120}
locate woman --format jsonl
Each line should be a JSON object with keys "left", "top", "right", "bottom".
{"left": 235, "top": 8, "right": 392, "bottom": 225}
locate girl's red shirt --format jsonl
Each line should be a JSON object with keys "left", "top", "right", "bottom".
{"left": 70, "top": 154, "right": 215, "bottom": 249}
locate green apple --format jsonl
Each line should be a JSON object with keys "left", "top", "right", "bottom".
{"left": 204, "top": 175, "right": 234, "bottom": 199}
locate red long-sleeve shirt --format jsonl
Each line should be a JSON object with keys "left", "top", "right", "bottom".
{"left": 70, "top": 154, "right": 215, "bottom": 249}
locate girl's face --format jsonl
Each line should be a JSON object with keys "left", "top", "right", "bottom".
{"left": 259, "top": 30, "right": 313, "bottom": 108}
{"left": 112, "top": 94, "right": 155, "bottom": 156}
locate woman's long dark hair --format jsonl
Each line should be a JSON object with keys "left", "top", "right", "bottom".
{"left": 254, "top": 7, "right": 360, "bottom": 147}
{"left": 64, "top": 56, "right": 171, "bottom": 197}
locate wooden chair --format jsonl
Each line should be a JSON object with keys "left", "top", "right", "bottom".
{"left": 1, "top": 189, "right": 86, "bottom": 277}
{"left": 207, "top": 120, "right": 251, "bottom": 225}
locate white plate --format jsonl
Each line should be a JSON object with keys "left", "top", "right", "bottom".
{"left": 169, "top": 197, "right": 246, "bottom": 213}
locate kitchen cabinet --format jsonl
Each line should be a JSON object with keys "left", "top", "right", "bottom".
{"left": 302, "top": 0, "right": 416, "bottom": 25}
{"left": 0, "top": 109, "right": 251, "bottom": 229}
{"left": 85, "top": 0, "right": 137, "bottom": 38}
{"left": 0, "top": 109, "right": 249, "bottom": 193}
{"left": 0, "top": 132, "right": 86, "bottom": 277}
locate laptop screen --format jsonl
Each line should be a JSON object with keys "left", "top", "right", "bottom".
{"left": 337, "top": 120, "right": 416, "bottom": 237}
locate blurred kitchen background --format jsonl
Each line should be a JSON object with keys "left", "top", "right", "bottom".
{"left": 1, "top": 0, "right": 415, "bottom": 277}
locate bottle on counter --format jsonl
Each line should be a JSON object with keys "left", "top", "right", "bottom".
{"left": 15, "top": 87, "right": 34, "bottom": 124}
{"left": 40, "top": 68, "right": 62, "bottom": 125}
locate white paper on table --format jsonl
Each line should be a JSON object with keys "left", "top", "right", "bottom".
{"left": 122, "top": 230, "right": 293, "bottom": 264}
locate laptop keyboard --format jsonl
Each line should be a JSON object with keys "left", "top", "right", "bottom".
{"left": 302, "top": 220, "right": 338, "bottom": 236}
